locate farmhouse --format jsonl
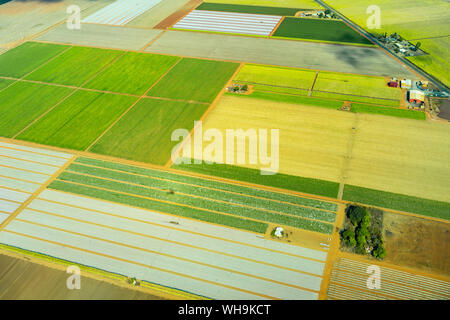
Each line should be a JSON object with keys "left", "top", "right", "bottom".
{"left": 408, "top": 89, "right": 425, "bottom": 103}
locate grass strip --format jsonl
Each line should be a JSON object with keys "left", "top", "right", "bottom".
{"left": 55, "top": 172, "right": 333, "bottom": 233}
{"left": 48, "top": 180, "right": 268, "bottom": 234}
{"left": 350, "top": 103, "right": 426, "bottom": 120}
{"left": 343, "top": 185, "right": 450, "bottom": 220}
{"left": 67, "top": 163, "right": 336, "bottom": 223}
{"left": 75, "top": 157, "right": 338, "bottom": 211}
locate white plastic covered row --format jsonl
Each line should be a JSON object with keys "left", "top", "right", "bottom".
{"left": 173, "top": 10, "right": 283, "bottom": 36}
{"left": 82, "top": 0, "right": 162, "bottom": 26}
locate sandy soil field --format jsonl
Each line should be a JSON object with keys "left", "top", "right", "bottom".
{"left": 0, "top": 0, "right": 113, "bottom": 47}
{"left": 197, "top": 95, "right": 450, "bottom": 202}
{"left": 36, "top": 23, "right": 163, "bottom": 51}
{"left": 0, "top": 251, "right": 164, "bottom": 299}
{"left": 145, "top": 31, "right": 415, "bottom": 77}
{"left": 383, "top": 212, "right": 450, "bottom": 276}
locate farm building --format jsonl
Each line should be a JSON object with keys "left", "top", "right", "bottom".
{"left": 400, "top": 79, "right": 412, "bottom": 89}
{"left": 408, "top": 89, "right": 425, "bottom": 103}
{"left": 388, "top": 80, "right": 398, "bottom": 87}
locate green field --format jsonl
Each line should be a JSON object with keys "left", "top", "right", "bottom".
{"left": 0, "top": 82, "right": 73, "bottom": 137}
{"left": 205, "top": 0, "right": 321, "bottom": 9}
{"left": 343, "top": 185, "right": 450, "bottom": 220}
{"left": 17, "top": 91, "right": 137, "bottom": 150}
{"left": 0, "top": 78, "right": 13, "bottom": 90}
{"left": 0, "top": 42, "right": 69, "bottom": 78}
{"left": 25, "top": 46, "right": 123, "bottom": 86}
{"left": 84, "top": 52, "right": 180, "bottom": 95}
{"left": 197, "top": 3, "right": 306, "bottom": 15}
{"left": 90, "top": 99, "right": 209, "bottom": 165}
{"left": 147, "top": 58, "right": 239, "bottom": 103}
{"left": 47, "top": 157, "right": 337, "bottom": 234}
{"left": 172, "top": 160, "right": 340, "bottom": 198}
{"left": 350, "top": 103, "right": 426, "bottom": 120}
{"left": 272, "top": 17, "right": 373, "bottom": 45}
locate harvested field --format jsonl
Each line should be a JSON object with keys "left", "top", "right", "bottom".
{"left": 36, "top": 24, "right": 164, "bottom": 51}
{"left": 48, "top": 156, "right": 337, "bottom": 234}
{"left": 82, "top": 0, "right": 162, "bottom": 26}
{"left": 84, "top": 52, "right": 180, "bottom": 95}
{"left": 147, "top": 58, "right": 238, "bottom": 103}
{"left": 90, "top": 99, "right": 209, "bottom": 165}
{"left": 0, "top": 187, "right": 330, "bottom": 299}
{"left": 173, "top": 10, "right": 283, "bottom": 36}
{"left": 0, "top": 252, "right": 164, "bottom": 299}
{"left": 24, "top": 46, "right": 123, "bottom": 86}
{"left": 328, "top": 257, "right": 450, "bottom": 300}
{"left": 0, "top": 82, "right": 73, "bottom": 138}
{"left": 17, "top": 91, "right": 138, "bottom": 151}
{"left": 273, "top": 17, "right": 373, "bottom": 45}
{"left": 145, "top": 31, "right": 415, "bottom": 77}
{"left": 383, "top": 212, "right": 450, "bottom": 275}
{"left": 0, "top": 42, "right": 68, "bottom": 78}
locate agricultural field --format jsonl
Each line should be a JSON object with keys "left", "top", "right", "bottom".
{"left": 17, "top": 91, "right": 138, "bottom": 151}
{"left": 272, "top": 17, "right": 373, "bottom": 45}
{"left": 146, "top": 58, "right": 238, "bottom": 103}
{"left": 327, "top": 257, "right": 449, "bottom": 300}
{"left": 47, "top": 157, "right": 337, "bottom": 234}
{"left": 89, "top": 99, "right": 209, "bottom": 165}
{"left": 325, "top": 0, "right": 450, "bottom": 87}
{"left": 197, "top": 2, "right": 304, "bottom": 16}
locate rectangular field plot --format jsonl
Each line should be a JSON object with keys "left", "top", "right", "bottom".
{"left": 197, "top": 3, "right": 303, "bottom": 16}
{"left": 84, "top": 52, "right": 180, "bottom": 95}
{"left": 272, "top": 17, "right": 373, "bottom": 45}
{"left": 0, "top": 42, "right": 69, "bottom": 78}
{"left": 17, "top": 91, "right": 137, "bottom": 151}
{"left": 173, "top": 10, "right": 282, "bottom": 36}
{"left": 82, "top": 0, "right": 162, "bottom": 26}
{"left": 206, "top": 0, "right": 321, "bottom": 9}
{"left": 0, "top": 188, "right": 329, "bottom": 299}
{"left": 24, "top": 46, "right": 123, "bottom": 86}
{"left": 147, "top": 58, "right": 238, "bottom": 103}
{"left": 0, "top": 78, "right": 14, "bottom": 90}
{"left": 0, "top": 82, "right": 73, "bottom": 138}
{"left": 0, "top": 141, "right": 71, "bottom": 215}
{"left": 47, "top": 156, "right": 336, "bottom": 234}
{"left": 328, "top": 258, "right": 450, "bottom": 300}
{"left": 90, "top": 99, "right": 209, "bottom": 165}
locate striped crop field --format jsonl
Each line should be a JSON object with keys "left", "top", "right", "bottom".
{"left": 0, "top": 141, "right": 72, "bottom": 224}
{"left": 328, "top": 258, "right": 450, "bottom": 300}
{"left": 173, "top": 10, "right": 283, "bottom": 36}
{"left": 82, "top": 0, "right": 162, "bottom": 26}
{"left": 47, "top": 157, "right": 338, "bottom": 234}
{"left": 197, "top": 3, "right": 306, "bottom": 16}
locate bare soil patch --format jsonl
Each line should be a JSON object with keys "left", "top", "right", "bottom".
{"left": 154, "top": 0, "right": 202, "bottom": 29}
{"left": 383, "top": 211, "right": 450, "bottom": 276}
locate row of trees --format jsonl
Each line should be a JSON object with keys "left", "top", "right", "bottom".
{"left": 341, "top": 205, "right": 386, "bottom": 259}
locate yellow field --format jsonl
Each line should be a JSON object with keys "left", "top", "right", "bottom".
{"left": 206, "top": 0, "right": 321, "bottom": 9}
{"left": 193, "top": 95, "right": 450, "bottom": 202}
{"left": 326, "top": 0, "right": 450, "bottom": 86}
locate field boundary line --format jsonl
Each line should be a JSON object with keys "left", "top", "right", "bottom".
{"left": 139, "top": 30, "right": 168, "bottom": 51}
{"left": 338, "top": 113, "right": 359, "bottom": 200}
{"left": 0, "top": 173, "right": 41, "bottom": 186}
{"left": 0, "top": 144, "right": 69, "bottom": 160}
{"left": 268, "top": 16, "right": 285, "bottom": 37}
{"left": 36, "top": 192, "right": 326, "bottom": 261}
{"left": 0, "top": 197, "right": 22, "bottom": 205}
{"left": 331, "top": 265, "right": 450, "bottom": 298}
{"left": 0, "top": 185, "right": 34, "bottom": 195}
{"left": 1, "top": 229, "right": 278, "bottom": 300}
{"left": 165, "top": 62, "right": 244, "bottom": 168}
{"left": 63, "top": 168, "right": 335, "bottom": 225}
{"left": 0, "top": 154, "right": 60, "bottom": 168}
{"left": 143, "top": 95, "right": 209, "bottom": 105}
{"left": 52, "top": 178, "right": 332, "bottom": 236}
{"left": 11, "top": 50, "right": 128, "bottom": 139}
{"left": 70, "top": 160, "right": 337, "bottom": 214}
{"left": 24, "top": 206, "right": 326, "bottom": 274}
{"left": 0, "top": 210, "right": 11, "bottom": 215}
{"left": 0, "top": 163, "right": 52, "bottom": 176}
{"left": 14, "top": 217, "right": 321, "bottom": 294}
{"left": 318, "top": 203, "right": 346, "bottom": 299}
{"left": 85, "top": 58, "right": 183, "bottom": 151}
{"left": 0, "top": 155, "right": 76, "bottom": 232}
{"left": 0, "top": 245, "right": 195, "bottom": 300}
{"left": 308, "top": 71, "right": 319, "bottom": 97}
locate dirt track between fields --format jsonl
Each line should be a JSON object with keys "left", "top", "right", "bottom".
{"left": 153, "top": 0, "right": 201, "bottom": 29}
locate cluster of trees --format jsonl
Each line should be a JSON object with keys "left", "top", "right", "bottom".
{"left": 341, "top": 205, "right": 386, "bottom": 259}
{"left": 231, "top": 84, "right": 248, "bottom": 92}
